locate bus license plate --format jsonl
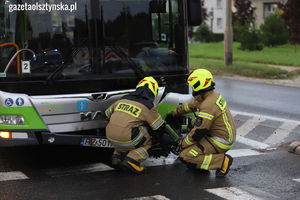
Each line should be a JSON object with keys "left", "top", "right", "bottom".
{"left": 80, "top": 138, "right": 113, "bottom": 148}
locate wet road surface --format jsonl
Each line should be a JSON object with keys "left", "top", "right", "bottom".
{"left": 0, "top": 146, "right": 299, "bottom": 200}
{"left": 1, "top": 78, "right": 300, "bottom": 200}
{"left": 216, "top": 77, "right": 300, "bottom": 121}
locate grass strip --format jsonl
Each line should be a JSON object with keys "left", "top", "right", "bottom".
{"left": 189, "top": 43, "right": 300, "bottom": 67}
{"left": 190, "top": 58, "right": 289, "bottom": 79}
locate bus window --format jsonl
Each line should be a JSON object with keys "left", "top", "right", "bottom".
{"left": 0, "top": 0, "right": 90, "bottom": 75}
{"left": 100, "top": 0, "right": 182, "bottom": 75}
{"left": 0, "top": 0, "right": 187, "bottom": 94}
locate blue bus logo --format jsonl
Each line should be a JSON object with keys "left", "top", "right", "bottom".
{"left": 77, "top": 100, "right": 87, "bottom": 112}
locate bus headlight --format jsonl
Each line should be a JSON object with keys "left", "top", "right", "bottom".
{"left": 0, "top": 131, "right": 11, "bottom": 139}
{"left": 0, "top": 115, "right": 25, "bottom": 125}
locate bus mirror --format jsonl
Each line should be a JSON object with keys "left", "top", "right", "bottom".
{"left": 187, "top": 0, "right": 202, "bottom": 26}
{"left": 150, "top": 0, "right": 167, "bottom": 13}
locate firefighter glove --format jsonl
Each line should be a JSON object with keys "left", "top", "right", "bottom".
{"left": 148, "top": 142, "right": 169, "bottom": 158}
{"left": 192, "top": 128, "right": 209, "bottom": 142}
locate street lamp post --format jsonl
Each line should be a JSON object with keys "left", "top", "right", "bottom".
{"left": 224, "top": 0, "right": 233, "bottom": 66}
{"left": 210, "top": 8, "right": 214, "bottom": 32}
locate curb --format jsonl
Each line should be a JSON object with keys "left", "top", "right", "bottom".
{"left": 218, "top": 75, "right": 300, "bottom": 89}
{"left": 288, "top": 141, "right": 300, "bottom": 155}
{"left": 295, "top": 146, "right": 300, "bottom": 155}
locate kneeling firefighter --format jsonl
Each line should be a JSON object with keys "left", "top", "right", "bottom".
{"left": 171, "top": 69, "right": 236, "bottom": 177}
{"left": 105, "top": 76, "right": 179, "bottom": 174}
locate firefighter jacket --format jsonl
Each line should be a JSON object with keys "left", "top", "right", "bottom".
{"left": 105, "top": 95, "right": 165, "bottom": 148}
{"left": 175, "top": 90, "right": 236, "bottom": 150}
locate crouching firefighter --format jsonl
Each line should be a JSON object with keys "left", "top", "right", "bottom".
{"left": 171, "top": 69, "right": 236, "bottom": 177}
{"left": 105, "top": 76, "right": 180, "bottom": 174}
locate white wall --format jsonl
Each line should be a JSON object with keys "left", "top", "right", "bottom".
{"left": 204, "top": 0, "right": 226, "bottom": 33}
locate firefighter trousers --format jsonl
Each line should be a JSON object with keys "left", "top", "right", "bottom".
{"left": 179, "top": 137, "right": 227, "bottom": 170}
{"left": 113, "top": 129, "right": 152, "bottom": 164}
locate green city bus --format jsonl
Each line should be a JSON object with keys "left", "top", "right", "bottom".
{"left": 0, "top": 0, "right": 201, "bottom": 147}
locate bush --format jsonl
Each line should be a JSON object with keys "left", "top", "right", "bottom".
{"left": 212, "top": 33, "right": 224, "bottom": 42}
{"left": 193, "top": 23, "right": 213, "bottom": 42}
{"left": 260, "top": 14, "right": 289, "bottom": 46}
{"left": 233, "top": 22, "right": 244, "bottom": 42}
{"left": 234, "top": 23, "right": 264, "bottom": 51}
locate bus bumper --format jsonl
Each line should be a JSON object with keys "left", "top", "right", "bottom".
{"left": 0, "top": 131, "right": 109, "bottom": 147}
{"left": 0, "top": 131, "right": 39, "bottom": 146}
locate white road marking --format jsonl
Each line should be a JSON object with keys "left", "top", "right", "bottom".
{"left": 264, "top": 121, "right": 299, "bottom": 144}
{"left": 205, "top": 186, "right": 279, "bottom": 200}
{"left": 205, "top": 187, "right": 263, "bottom": 200}
{"left": 0, "top": 149, "right": 265, "bottom": 180}
{"left": 237, "top": 135, "right": 270, "bottom": 149}
{"left": 236, "top": 116, "right": 265, "bottom": 137}
{"left": 0, "top": 171, "right": 29, "bottom": 182}
{"left": 233, "top": 110, "right": 300, "bottom": 147}
{"left": 45, "top": 163, "right": 114, "bottom": 177}
{"left": 22, "top": 110, "right": 296, "bottom": 179}
{"left": 42, "top": 148, "right": 264, "bottom": 178}
{"left": 227, "top": 149, "right": 262, "bottom": 158}
{"left": 124, "top": 195, "right": 170, "bottom": 200}
{"left": 293, "top": 178, "right": 300, "bottom": 183}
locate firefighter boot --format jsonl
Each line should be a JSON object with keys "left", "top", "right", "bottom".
{"left": 216, "top": 154, "right": 233, "bottom": 177}
{"left": 123, "top": 157, "right": 145, "bottom": 175}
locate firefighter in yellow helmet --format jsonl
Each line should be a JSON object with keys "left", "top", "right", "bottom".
{"left": 105, "top": 76, "right": 179, "bottom": 174}
{"left": 171, "top": 69, "right": 236, "bottom": 177}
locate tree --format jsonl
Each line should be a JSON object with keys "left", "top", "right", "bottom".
{"left": 232, "top": 0, "right": 262, "bottom": 51}
{"left": 193, "top": 23, "right": 213, "bottom": 42}
{"left": 280, "top": 0, "right": 300, "bottom": 47}
{"left": 236, "top": 24, "right": 263, "bottom": 51}
{"left": 233, "top": 0, "right": 255, "bottom": 25}
{"left": 260, "top": 14, "right": 289, "bottom": 46}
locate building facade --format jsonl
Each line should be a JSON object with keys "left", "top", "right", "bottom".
{"left": 251, "top": 0, "right": 287, "bottom": 28}
{"left": 204, "top": 0, "right": 227, "bottom": 33}
{"left": 197, "top": 0, "right": 288, "bottom": 38}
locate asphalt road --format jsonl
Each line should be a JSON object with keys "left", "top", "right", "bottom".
{"left": 0, "top": 146, "right": 299, "bottom": 200}
{"left": 0, "top": 78, "right": 300, "bottom": 200}
{"left": 215, "top": 77, "right": 300, "bottom": 121}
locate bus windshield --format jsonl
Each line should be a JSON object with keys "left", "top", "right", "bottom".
{"left": 0, "top": 0, "right": 186, "bottom": 81}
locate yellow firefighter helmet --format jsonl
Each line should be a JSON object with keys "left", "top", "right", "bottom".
{"left": 136, "top": 76, "right": 159, "bottom": 97}
{"left": 187, "top": 69, "right": 214, "bottom": 92}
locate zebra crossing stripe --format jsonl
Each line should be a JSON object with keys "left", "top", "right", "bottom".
{"left": 41, "top": 147, "right": 265, "bottom": 178}
{"left": 44, "top": 163, "right": 114, "bottom": 177}
{"left": 0, "top": 148, "right": 273, "bottom": 181}
{"left": 227, "top": 149, "right": 262, "bottom": 158}
{"left": 264, "top": 121, "right": 299, "bottom": 144}
{"left": 236, "top": 116, "right": 265, "bottom": 137}
{"left": 0, "top": 171, "right": 29, "bottom": 182}
{"left": 236, "top": 135, "right": 270, "bottom": 149}
{"left": 205, "top": 186, "right": 280, "bottom": 200}
{"left": 123, "top": 195, "right": 170, "bottom": 200}
{"left": 232, "top": 110, "right": 300, "bottom": 147}
{"left": 293, "top": 178, "right": 300, "bottom": 183}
